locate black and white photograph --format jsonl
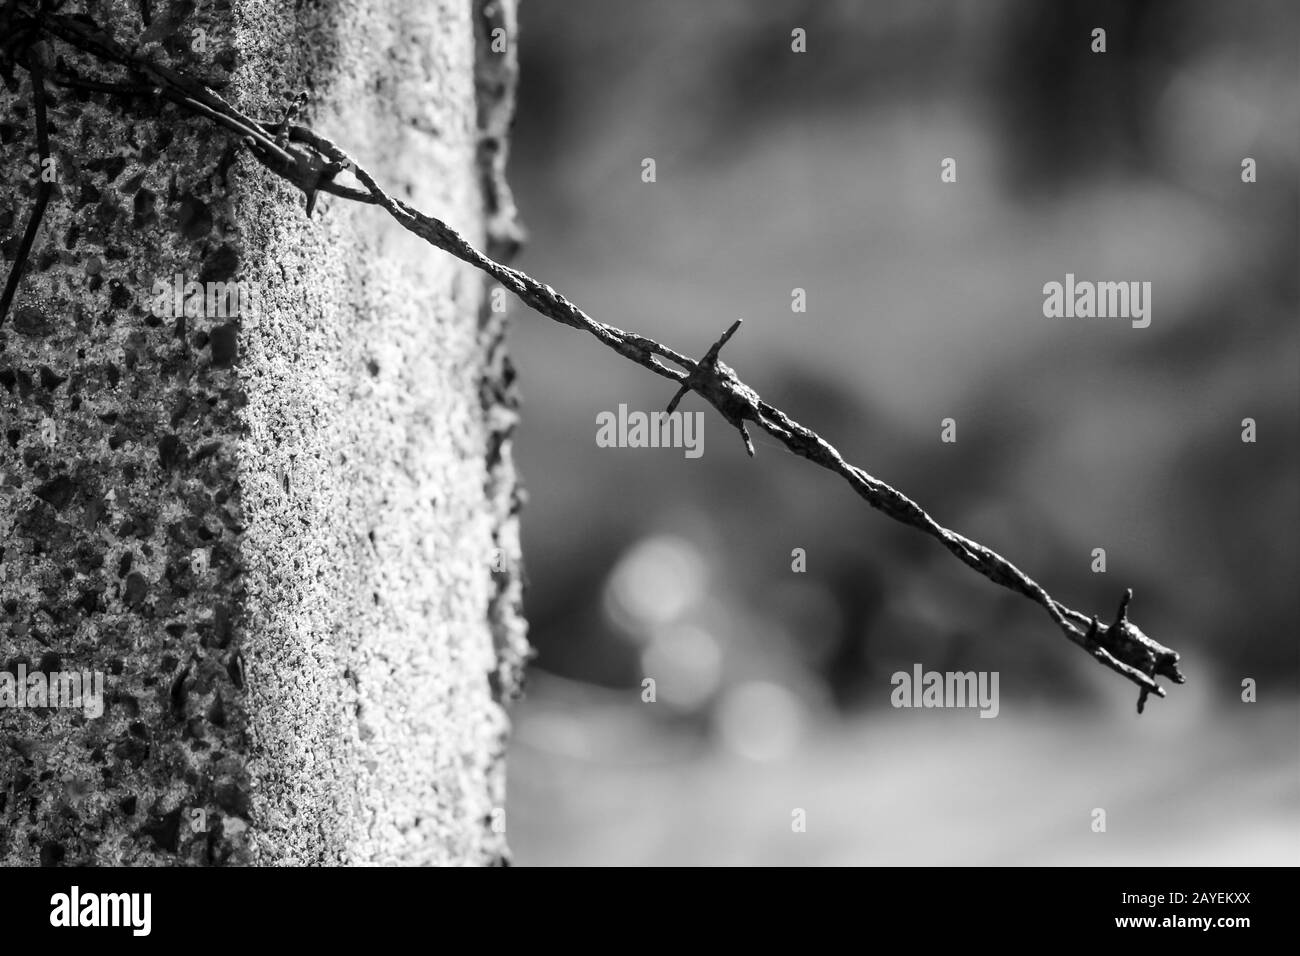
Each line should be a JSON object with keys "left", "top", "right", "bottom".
{"left": 0, "top": 0, "right": 1295, "bottom": 931}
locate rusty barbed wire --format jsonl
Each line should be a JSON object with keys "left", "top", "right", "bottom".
{"left": 0, "top": 0, "right": 1184, "bottom": 710}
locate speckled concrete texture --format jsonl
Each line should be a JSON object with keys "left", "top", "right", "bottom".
{"left": 0, "top": 0, "right": 526, "bottom": 865}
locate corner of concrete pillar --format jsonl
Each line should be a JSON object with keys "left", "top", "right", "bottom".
{"left": 0, "top": 0, "right": 529, "bottom": 866}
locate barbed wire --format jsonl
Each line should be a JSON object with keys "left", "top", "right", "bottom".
{"left": 0, "top": 0, "right": 1184, "bottom": 710}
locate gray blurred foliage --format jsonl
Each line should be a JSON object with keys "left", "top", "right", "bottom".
{"left": 503, "top": 0, "right": 1298, "bottom": 863}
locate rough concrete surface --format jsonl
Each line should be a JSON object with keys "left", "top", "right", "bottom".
{"left": 0, "top": 0, "right": 527, "bottom": 865}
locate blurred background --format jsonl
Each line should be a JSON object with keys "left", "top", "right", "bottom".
{"left": 501, "top": 0, "right": 1299, "bottom": 865}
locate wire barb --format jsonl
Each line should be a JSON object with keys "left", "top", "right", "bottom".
{"left": 0, "top": 49, "right": 52, "bottom": 327}
{"left": 666, "top": 319, "right": 754, "bottom": 455}
{"left": 1084, "top": 589, "right": 1184, "bottom": 713}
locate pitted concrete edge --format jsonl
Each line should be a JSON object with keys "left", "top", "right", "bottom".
{"left": 0, "top": 0, "right": 527, "bottom": 866}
